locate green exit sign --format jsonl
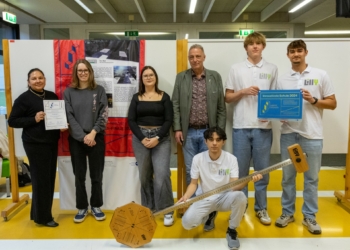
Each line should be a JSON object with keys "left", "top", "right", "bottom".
{"left": 239, "top": 29, "right": 254, "bottom": 36}
{"left": 125, "top": 31, "right": 139, "bottom": 37}
{"left": 2, "top": 11, "right": 17, "bottom": 24}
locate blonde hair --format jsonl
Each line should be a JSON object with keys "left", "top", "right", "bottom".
{"left": 244, "top": 32, "right": 266, "bottom": 48}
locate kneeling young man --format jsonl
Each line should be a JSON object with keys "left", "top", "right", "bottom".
{"left": 178, "top": 127, "right": 262, "bottom": 250}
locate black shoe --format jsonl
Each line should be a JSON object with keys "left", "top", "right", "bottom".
{"left": 44, "top": 220, "right": 59, "bottom": 227}
{"left": 204, "top": 211, "right": 218, "bottom": 232}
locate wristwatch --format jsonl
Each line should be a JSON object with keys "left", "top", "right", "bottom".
{"left": 311, "top": 97, "right": 318, "bottom": 105}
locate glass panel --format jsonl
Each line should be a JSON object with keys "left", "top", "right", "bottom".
{"left": 44, "top": 28, "right": 70, "bottom": 39}
{"left": 89, "top": 32, "right": 176, "bottom": 40}
{"left": 260, "top": 31, "right": 287, "bottom": 38}
{"left": 199, "top": 31, "right": 287, "bottom": 39}
{"left": 0, "top": 63, "right": 5, "bottom": 114}
{"left": 199, "top": 32, "right": 239, "bottom": 39}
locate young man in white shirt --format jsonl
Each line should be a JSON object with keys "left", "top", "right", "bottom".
{"left": 225, "top": 32, "right": 277, "bottom": 225}
{"left": 179, "top": 127, "right": 262, "bottom": 250}
{"left": 275, "top": 40, "right": 337, "bottom": 234}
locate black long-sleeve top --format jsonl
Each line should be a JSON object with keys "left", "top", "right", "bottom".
{"left": 128, "top": 92, "right": 173, "bottom": 141}
{"left": 8, "top": 89, "right": 60, "bottom": 144}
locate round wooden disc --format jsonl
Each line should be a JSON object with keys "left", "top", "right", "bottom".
{"left": 109, "top": 202, "right": 157, "bottom": 248}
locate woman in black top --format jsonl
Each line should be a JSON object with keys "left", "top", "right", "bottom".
{"left": 8, "top": 68, "right": 60, "bottom": 227}
{"left": 128, "top": 66, "right": 174, "bottom": 226}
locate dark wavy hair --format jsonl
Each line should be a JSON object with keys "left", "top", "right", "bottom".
{"left": 287, "top": 39, "right": 307, "bottom": 53}
{"left": 71, "top": 59, "right": 97, "bottom": 89}
{"left": 138, "top": 65, "right": 162, "bottom": 96}
{"left": 204, "top": 126, "right": 227, "bottom": 141}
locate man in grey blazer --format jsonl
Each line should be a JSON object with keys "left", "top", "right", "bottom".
{"left": 172, "top": 44, "right": 226, "bottom": 192}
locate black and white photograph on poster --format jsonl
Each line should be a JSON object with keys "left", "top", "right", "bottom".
{"left": 85, "top": 40, "right": 140, "bottom": 62}
{"left": 113, "top": 66, "right": 137, "bottom": 85}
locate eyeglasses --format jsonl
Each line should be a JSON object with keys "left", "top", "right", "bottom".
{"left": 77, "top": 69, "right": 89, "bottom": 74}
{"left": 143, "top": 74, "right": 155, "bottom": 79}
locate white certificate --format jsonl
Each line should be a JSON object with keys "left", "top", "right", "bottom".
{"left": 43, "top": 100, "right": 68, "bottom": 130}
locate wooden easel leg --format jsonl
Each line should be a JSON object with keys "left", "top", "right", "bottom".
{"left": 334, "top": 116, "right": 350, "bottom": 212}
{"left": 1, "top": 194, "right": 30, "bottom": 221}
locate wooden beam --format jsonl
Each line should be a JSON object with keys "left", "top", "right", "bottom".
{"left": 134, "top": 0, "right": 147, "bottom": 22}
{"left": 261, "top": 0, "right": 291, "bottom": 22}
{"left": 1, "top": 39, "right": 30, "bottom": 221}
{"left": 231, "top": 0, "right": 253, "bottom": 22}
{"left": 176, "top": 39, "right": 188, "bottom": 217}
{"left": 202, "top": 0, "right": 216, "bottom": 22}
{"left": 95, "top": 0, "right": 117, "bottom": 22}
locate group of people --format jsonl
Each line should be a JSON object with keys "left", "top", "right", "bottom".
{"left": 129, "top": 33, "right": 336, "bottom": 250}
{"left": 9, "top": 59, "right": 108, "bottom": 227}
{"left": 8, "top": 32, "right": 337, "bottom": 250}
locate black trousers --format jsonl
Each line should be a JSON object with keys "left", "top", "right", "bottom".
{"left": 23, "top": 142, "right": 58, "bottom": 224}
{"left": 68, "top": 134, "right": 105, "bottom": 209}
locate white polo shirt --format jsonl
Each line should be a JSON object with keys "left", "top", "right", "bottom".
{"left": 277, "top": 66, "right": 335, "bottom": 139}
{"left": 225, "top": 58, "right": 278, "bottom": 129}
{"left": 190, "top": 150, "right": 239, "bottom": 196}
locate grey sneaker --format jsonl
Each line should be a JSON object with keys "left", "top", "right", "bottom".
{"left": 91, "top": 207, "right": 106, "bottom": 221}
{"left": 226, "top": 227, "right": 240, "bottom": 250}
{"left": 302, "top": 218, "right": 322, "bottom": 234}
{"left": 275, "top": 214, "right": 295, "bottom": 227}
{"left": 204, "top": 211, "right": 218, "bottom": 232}
{"left": 256, "top": 209, "right": 271, "bottom": 225}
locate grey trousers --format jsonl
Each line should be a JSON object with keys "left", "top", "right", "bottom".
{"left": 182, "top": 191, "right": 247, "bottom": 230}
{"left": 132, "top": 131, "right": 174, "bottom": 212}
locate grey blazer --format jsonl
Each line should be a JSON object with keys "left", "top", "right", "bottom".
{"left": 172, "top": 68, "right": 226, "bottom": 145}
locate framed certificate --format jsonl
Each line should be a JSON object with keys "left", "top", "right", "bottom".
{"left": 43, "top": 100, "right": 68, "bottom": 130}
{"left": 257, "top": 90, "right": 303, "bottom": 120}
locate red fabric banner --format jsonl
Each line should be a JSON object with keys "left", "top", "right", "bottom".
{"left": 54, "top": 40, "right": 145, "bottom": 157}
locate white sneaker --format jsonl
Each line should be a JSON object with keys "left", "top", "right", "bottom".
{"left": 256, "top": 209, "right": 271, "bottom": 225}
{"left": 164, "top": 214, "right": 174, "bottom": 226}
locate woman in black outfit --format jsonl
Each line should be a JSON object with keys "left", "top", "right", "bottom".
{"left": 8, "top": 68, "right": 60, "bottom": 227}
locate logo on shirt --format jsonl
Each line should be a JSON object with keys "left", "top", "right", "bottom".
{"left": 259, "top": 73, "right": 271, "bottom": 80}
{"left": 304, "top": 79, "right": 319, "bottom": 86}
{"left": 218, "top": 168, "right": 231, "bottom": 176}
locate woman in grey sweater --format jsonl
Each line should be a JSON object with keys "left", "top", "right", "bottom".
{"left": 64, "top": 59, "right": 108, "bottom": 223}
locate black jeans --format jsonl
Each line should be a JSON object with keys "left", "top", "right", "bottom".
{"left": 68, "top": 133, "right": 105, "bottom": 209}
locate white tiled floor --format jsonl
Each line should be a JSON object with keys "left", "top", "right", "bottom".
{"left": 2, "top": 238, "right": 350, "bottom": 250}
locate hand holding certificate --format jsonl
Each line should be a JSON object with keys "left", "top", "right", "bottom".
{"left": 44, "top": 100, "right": 68, "bottom": 130}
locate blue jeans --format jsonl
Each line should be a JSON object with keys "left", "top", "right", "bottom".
{"left": 183, "top": 128, "right": 208, "bottom": 186}
{"left": 280, "top": 133, "right": 322, "bottom": 219}
{"left": 132, "top": 127, "right": 174, "bottom": 212}
{"left": 233, "top": 129, "right": 272, "bottom": 211}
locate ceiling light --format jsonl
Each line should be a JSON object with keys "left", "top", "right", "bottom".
{"left": 289, "top": 0, "right": 312, "bottom": 13}
{"left": 185, "top": 34, "right": 189, "bottom": 39}
{"left": 305, "top": 30, "right": 350, "bottom": 34}
{"left": 189, "top": 0, "right": 197, "bottom": 14}
{"left": 75, "top": 0, "right": 93, "bottom": 14}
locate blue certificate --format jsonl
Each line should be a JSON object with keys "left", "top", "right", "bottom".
{"left": 257, "top": 90, "right": 303, "bottom": 120}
